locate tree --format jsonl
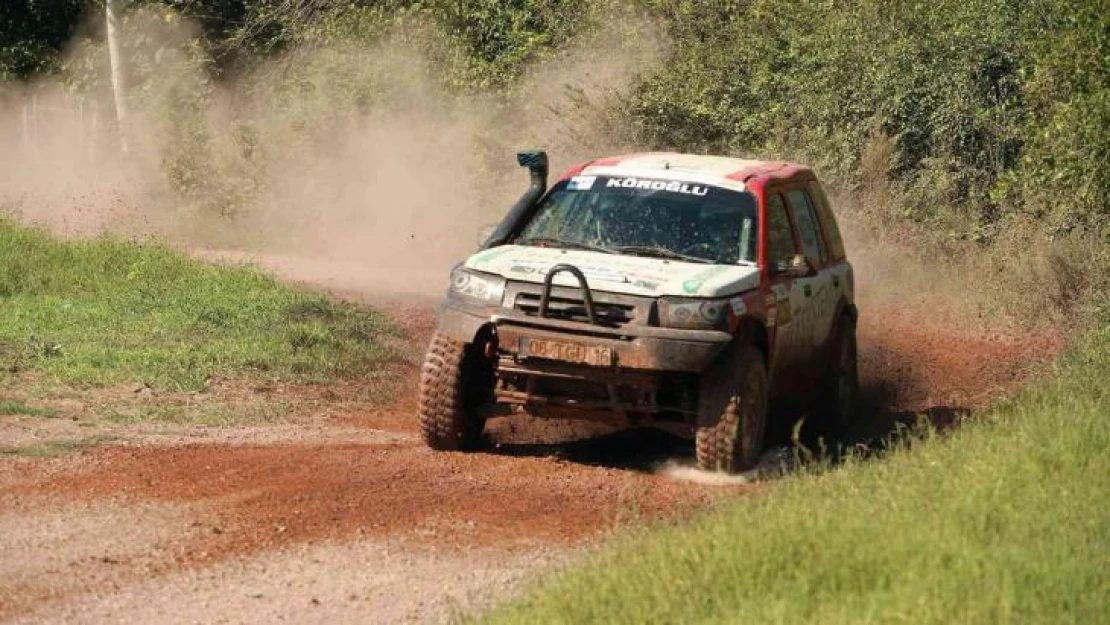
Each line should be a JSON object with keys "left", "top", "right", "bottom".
{"left": 106, "top": 0, "right": 127, "bottom": 152}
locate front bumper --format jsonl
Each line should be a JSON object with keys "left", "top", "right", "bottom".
{"left": 436, "top": 299, "right": 732, "bottom": 373}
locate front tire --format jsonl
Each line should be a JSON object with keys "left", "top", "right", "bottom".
{"left": 418, "top": 334, "right": 489, "bottom": 450}
{"left": 696, "top": 345, "right": 769, "bottom": 473}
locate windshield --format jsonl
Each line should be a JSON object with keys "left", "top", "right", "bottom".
{"left": 514, "top": 174, "right": 758, "bottom": 264}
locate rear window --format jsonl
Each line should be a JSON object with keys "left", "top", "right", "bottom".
{"left": 786, "top": 189, "right": 828, "bottom": 265}
{"left": 808, "top": 181, "right": 846, "bottom": 261}
{"left": 765, "top": 194, "right": 797, "bottom": 267}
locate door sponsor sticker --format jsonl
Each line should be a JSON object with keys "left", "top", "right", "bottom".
{"left": 729, "top": 296, "right": 747, "bottom": 316}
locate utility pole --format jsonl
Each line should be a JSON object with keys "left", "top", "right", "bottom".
{"left": 106, "top": 0, "right": 128, "bottom": 153}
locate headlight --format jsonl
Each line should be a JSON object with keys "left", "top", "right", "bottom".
{"left": 657, "top": 296, "right": 729, "bottom": 330}
{"left": 449, "top": 266, "right": 506, "bottom": 304}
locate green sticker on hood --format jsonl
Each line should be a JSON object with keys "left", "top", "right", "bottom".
{"left": 682, "top": 265, "right": 729, "bottom": 294}
{"left": 470, "top": 246, "right": 515, "bottom": 266}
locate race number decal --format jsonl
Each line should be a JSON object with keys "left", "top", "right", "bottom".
{"left": 567, "top": 175, "right": 597, "bottom": 191}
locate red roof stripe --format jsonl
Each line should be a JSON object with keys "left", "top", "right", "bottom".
{"left": 726, "top": 161, "right": 789, "bottom": 182}
{"left": 588, "top": 151, "right": 674, "bottom": 167}
{"left": 556, "top": 161, "right": 590, "bottom": 181}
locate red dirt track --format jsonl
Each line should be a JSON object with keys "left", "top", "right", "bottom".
{"left": 12, "top": 440, "right": 716, "bottom": 557}
{"left": 0, "top": 296, "right": 1062, "bottom": 623}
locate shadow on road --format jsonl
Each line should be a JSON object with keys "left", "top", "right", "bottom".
{"left": 476, "top": 380, "right": 971, "bottom": 477}
{"left": 845, "top": 379, "right": 970, "bottom": 447}
{"left": 481, "top": 426, "right": 691, "bottom": 473}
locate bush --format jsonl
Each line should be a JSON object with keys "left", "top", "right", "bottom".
{"left": 627, "top": 0, "right": 1105, "bottom": 237}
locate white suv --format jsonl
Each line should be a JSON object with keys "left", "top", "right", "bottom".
{"left": 419, "top": 150, "right": 858, "bottom": 473}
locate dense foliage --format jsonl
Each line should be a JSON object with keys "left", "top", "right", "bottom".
{"left": 0, "top": 0, "right": 85, "bottom": 79}
{"left": 4, "top": 1, "right": 1108, "bottom": 239}
{"left": 633, "top": 0, "right": 1109, "bottom": 239}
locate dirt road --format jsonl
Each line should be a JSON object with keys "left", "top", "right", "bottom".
{"left": 0, "top": 262, "right": 1062, "bottom": 624}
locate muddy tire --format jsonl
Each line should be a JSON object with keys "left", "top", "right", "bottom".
{"left": 696, "top": 345, "right": 769, "bottom": 473}
{"left": 818, "top": 315, "right": 859, "bottom": 436}
{"left": 418, "top": 334, "right": 488, "bottom": 451}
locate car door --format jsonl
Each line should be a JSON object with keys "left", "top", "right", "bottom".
{"left": 763, "top": 192, "right": 808, "bottom": 380}
{"left": 783, "top": 188, "right": 839, "bottom": 368}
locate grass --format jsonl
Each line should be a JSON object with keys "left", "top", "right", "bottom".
{"left": 0, "top": 399, "right": 60, "bottom": 417}
{"left": 0, "top": 435, "right": 117, "bottom": 458}
{"left": 0, "top": 218, "right": 402, "bottom": 391}
{"left": 99, "top": 391, "right": 296, "bottom": 426}
{"left": 480, "top": 325, "right": 1110, "bottom": 624}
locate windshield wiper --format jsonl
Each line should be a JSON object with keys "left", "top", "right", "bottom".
{"left": 610, "top": 245, "right": 715, "bottom": 264}
{"left": 517, "top": 237, "right": 616, "bottom": 254}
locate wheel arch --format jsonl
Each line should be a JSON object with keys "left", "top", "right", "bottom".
{"left": 821, "top": 298, "right": 858, "bottom": 360}
{"left": 836, "top": 299, "right": 859, "bottom": 323}
{"left": 734, "top": 315, "right": 770, "bottom": 364}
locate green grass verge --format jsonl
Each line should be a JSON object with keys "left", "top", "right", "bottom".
{"left": 0, "top": 435, "right": 116, "bottom": 458}
{"left": 0, "top": 399, "right": 60, "bottom": 417}
{"left": 481, "top": 327, "right": 1110, "bottom": 624}
{"left": 0, "top": 219, "right": 401, "bottom": 391}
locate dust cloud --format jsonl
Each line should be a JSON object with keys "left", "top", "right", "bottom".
{"left": 654, "top": 446, "right": 795, "bottom": 486}
{"left": 0, "top": 8, "right": 664, "bottom": 296}
{"left": 2, "top": 8, "right": 1012, "bottom": 325}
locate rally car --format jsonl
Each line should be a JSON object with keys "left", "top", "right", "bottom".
{"left": 418, "top": 150, "right": 858, "bottom": 473}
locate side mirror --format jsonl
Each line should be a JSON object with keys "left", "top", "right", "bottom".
{"left": 775, "top": 254, "right": 817, "bottom": 278}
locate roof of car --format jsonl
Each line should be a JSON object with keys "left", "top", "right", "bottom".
{"left": 566, "top": 152, "right": 813, "bottom": 192}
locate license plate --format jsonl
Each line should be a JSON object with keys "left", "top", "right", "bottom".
{"left": 521, "top": 338, "right": 613, "bottom": 367}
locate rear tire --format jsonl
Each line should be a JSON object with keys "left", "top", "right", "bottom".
{"left": 418, "top": 334, "right": 489, "bottom": 450}
{"left": 696, "top": 345, "right": 769, "bottom": 473}
{"left": 818, "top": 315, "right": 859, "bottom": 437}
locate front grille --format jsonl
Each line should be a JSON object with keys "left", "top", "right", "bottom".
{"left": 514, "top": 292, "right": 635, "bottom": 328}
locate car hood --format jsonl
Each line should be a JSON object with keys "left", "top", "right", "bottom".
{"left": 464, "top": 245, "right": 760, "bottom": 298}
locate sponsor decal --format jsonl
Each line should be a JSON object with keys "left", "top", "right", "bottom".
{"left": 567, "top": 175, "right": 596, "bottom": 191}
{"left": 763, "top": 294, "right": 778, "bottom": 327}
{"left": 508, "top": 260, "right": 629, "bottom": 284}
{"left": 470, "top": 246, "right": 515, "bottom": 266}
{"left": 682, "top": 265, "right": 729, "bottom": 294}
{"left": 504, "top": 249, "right": 674, "bottom": 286}
{"left": 777, "top": 299, "right": 794, "bottom": 325}
{"left": 473, "top": 246, "right": 758, "bottom": 297}
{"left": 605, "top": 177, "right": 709, "bottom": 196}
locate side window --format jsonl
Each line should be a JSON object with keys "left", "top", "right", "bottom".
{"left": 808, "top": 181, "right": 845, "bottom": 261}
{"left": 765, "top": 194, "right": 797, "bottom": 267}
{"left": 786, "top": 189, "right": 827, "bottom": 265}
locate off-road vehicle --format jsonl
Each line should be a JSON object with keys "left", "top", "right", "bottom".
{"left": 418, "top": 150, "right": 858, "bottom": 473}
